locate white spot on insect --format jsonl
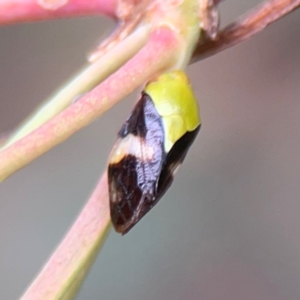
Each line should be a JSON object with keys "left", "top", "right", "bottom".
{"left": 172, "top": 163, "right": 181, "bottom": 176}
{"left": 110, "top": 182, "right": 122, "bottom": 204}
{"left": 37, "top": 0, "right": 68, "bottom": 10}
{"left": 109, "top": 134, "right": 154, "bottom": 164}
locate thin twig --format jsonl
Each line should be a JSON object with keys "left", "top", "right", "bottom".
{"left": 192, "top": 0, "right": 300, "bottom": 62}
{"left": 0, "top": 0, "right": 116, "bottom": 24}
{"left": 21, "top": 173, "right": 111, "bottom": 300}
{"left": 2, "top": 24, "right": 151, "bottom": 149}
{"left": 0, "top": 27, "right": 179, "bottom": 182}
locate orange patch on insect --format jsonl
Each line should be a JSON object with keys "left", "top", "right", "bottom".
{"left": 109, "top": 134, "right": 154, "bottom": 164}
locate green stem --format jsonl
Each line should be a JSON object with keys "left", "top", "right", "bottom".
{"left": 2, "top": 24, "right": 150, "bottom": 149}
{"left": 0, "top": 27, "right": 180, "bottom": 182}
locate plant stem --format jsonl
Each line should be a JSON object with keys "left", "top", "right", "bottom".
{"left": 192, "top": 0, "right": 300, "bottom": 62}
{"left": 20, "top": 173, "right": 111, "bottom": 300}
{"left": 2, "top": 24, "right": 151, "bottom": 149}
{"left": 0, "top": 27, "right": 179, "bottom": 182}
{"left": 0, "top": 0, "right": 116, "bottom": 24}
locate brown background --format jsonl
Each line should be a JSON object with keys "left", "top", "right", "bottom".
{"left": 1, "top": 1, "right": 300, "bottom": 299}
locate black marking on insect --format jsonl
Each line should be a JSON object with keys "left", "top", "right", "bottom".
{"left": 108, "top": 93, "right": 200, "bottom": 234}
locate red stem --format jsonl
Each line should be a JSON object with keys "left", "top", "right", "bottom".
{"left": 0, "top": 0, "right": 117, "bottom": 24}
{"left": 0, "top": 27, "right": 179, "bottom": 181}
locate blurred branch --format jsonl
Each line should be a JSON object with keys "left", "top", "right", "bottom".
{"left": 192, "top": 0, "right": 300, "bottom": 62}
{"left": 2, "top": 24, "right": 151, "bottom": 149}
{"left": 0, "top": 27, "right": 179, "bottom": 182}
{"left": 0, "top": 132, "right": 10, "bottom": 147}
{"left": 0, "top": 0, "right": 117, "bottom": 24}
{"left": 21, "top": 173, "right": 111, "bottom": 300}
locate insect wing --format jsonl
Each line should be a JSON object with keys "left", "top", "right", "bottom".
{"left": 108, "top": 95, "right": 165, "bottom": 234}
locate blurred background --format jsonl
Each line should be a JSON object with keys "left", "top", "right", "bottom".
{"left": 1, "top": 1, "right": 300, "bottom": 299}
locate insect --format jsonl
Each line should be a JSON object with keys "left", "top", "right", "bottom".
{"left": 108, "top": 70, "right": 201, "bottom": 234}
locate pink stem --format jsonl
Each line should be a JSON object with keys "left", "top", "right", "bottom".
{"left": 0, "top": 0, "right": 117, "bottom": 24}
{"left": 0, "top": 26, "right": 179, "bottom": 181}
{"left": 21, "top": 173, "right": 111, "bottom": 300}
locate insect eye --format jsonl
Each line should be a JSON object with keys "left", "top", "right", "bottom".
{"left": 119, "top": 122, "right": 129, "bottom": 137}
